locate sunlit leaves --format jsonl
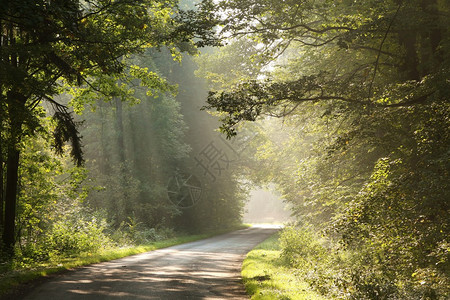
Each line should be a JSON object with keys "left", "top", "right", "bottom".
{"left": 129, "top": 65, "right": 176, "bottom": 96}
{"left": 195, "top": 38, "right": 265, "bottom": 91}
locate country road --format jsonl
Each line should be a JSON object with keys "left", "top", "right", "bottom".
{"left": 20, "top": 226, "right": 279, "bottom": 299}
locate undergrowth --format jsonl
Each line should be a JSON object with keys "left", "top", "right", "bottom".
{"left": 0, "top": 224, "right": 248, "bottom": 298}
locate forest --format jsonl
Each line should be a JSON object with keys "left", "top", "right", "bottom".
{"left": 1, "top": 0, "right": 449, "bottom": 299}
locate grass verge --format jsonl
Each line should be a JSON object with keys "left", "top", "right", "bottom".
{"left": 0, "top": 224, "right": 249, "bottom": 298}
{"left": 242, "top": 233, "right": 326, "bottom": 300}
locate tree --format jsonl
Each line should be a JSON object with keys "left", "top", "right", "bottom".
{"left": 203, "top": 0, "right": 449, "bottom": 136}
{"left": 198, "top": 0, "right": 449, "bottom": 297}
{"left": 80, "top": 73, "right": 191, "bottom": 228}
{"left": 0, "top": 0, "right": 217, "bottom": 252}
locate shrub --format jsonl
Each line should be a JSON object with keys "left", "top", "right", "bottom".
{"left": 279, "top": 226, "right": 354, "bottom": 298}
{"left": 46, "top": 211, "right": 111, "bottom": 257}
{"left": 279, "top": 226, "right": 328, "bottom": 269}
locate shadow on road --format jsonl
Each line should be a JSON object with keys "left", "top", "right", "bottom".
{"left": 22, "top": 227, "right": 279, "bottom": 300}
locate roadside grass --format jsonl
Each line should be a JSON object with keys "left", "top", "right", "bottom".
{"left": 0, "top": 224, "right": 249, "bottom": 297}
{"left": 242, "top": 233, "right": 326, "bottom": 300}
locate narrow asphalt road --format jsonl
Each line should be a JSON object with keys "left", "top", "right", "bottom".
{"left": 21, "top": 226, "right": 279, "bottom": 299}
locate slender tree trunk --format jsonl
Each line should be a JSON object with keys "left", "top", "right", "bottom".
{"left": 115, "top": 97, "right": 126, "bottom": 164}
{"left": 127, "top": 106, "right": 148, "bottom": 177}
{"left": 114, "top": 97, "right": 130, "bottom": 225}
{"left": 98, "top": 102, "right": 111, "bottom": 174}
{"left": 127, "top": 107, "right": 138, "bottom": 173}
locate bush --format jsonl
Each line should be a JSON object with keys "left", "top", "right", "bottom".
{"left": 279, "top": 226, "right": 344, "bottom": 297}
{"left": 278, "top": 225, "right": 449, "bottom": 299}
{"left": 46, "top": 211, "right": 111, "bottom": 257}
{"left": 279, "top": 226, "right": 328, "bottom": 269}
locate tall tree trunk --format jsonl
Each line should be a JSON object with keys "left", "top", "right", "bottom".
{"left": 114, "top": 97, "right": 130, "bottom": 225}
{"left": 421, "top": 0, "right": 443, "bottom": 71}
{"left": 2, "top": 23, "right": 23, "bottom": 253}
{"left": 115, "top": 97, "right": 126, "bottom": 164}
{"left": 3, "top": 147, "right": 19, "bottom": 252}
{"left": 127, "top": 107, "right": 139, "bottom": 174}
{"left": 0, "top": 19, "right": 3, "bottom": 229}
{"left": 0, "top": 124, "right": 4, "bottom": 229}
{"left": 398, "top": 29, "right": 420, "bottom": 81}
{"left": 98, "top": 101, "right": 111, "bottom": 174}
{"left": 0, "top": 91, "right": 4, "bottom": 229}
{"left": 2, "top": 90, "right": 25, "bottom": 253}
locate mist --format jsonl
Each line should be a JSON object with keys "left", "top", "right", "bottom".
{"left": 243, "top": 186, "right": 293, "bottom": 224}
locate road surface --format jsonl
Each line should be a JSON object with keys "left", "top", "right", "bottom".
{"left": 20, "top": 226, "right": 279, "bottom": 299}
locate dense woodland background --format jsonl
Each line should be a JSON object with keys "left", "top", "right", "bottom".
{"left": 0, "top": 0, "right": 242, "bottom": 264}
{"left": 1, "top": 0, "right": 449, "bottom": 299}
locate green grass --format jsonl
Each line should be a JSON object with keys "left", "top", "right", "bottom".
{"left": 0, "top": 224, "right": 249, "bottom": 297}
{"left": 242, "top": 233, "right": 326, "bottom": 300}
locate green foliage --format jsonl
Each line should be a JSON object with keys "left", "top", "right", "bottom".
{"left": 197, "top": 0, "right": 450, "bottom": 298}
{"left": 13, "top": 136, "right": 113, "bottom": 262}
{"left": 46, "top": 208, "right": 110, "bottom": 257}
{"left": 10, "top": 124, "right": 98, "bottom": 262}
{"left": 1, "top": 0, "right": 219, "bottom": 253}
{"left": 242, "top": 97, "right": 450, "bottom": 299}
{"left": 279, "top": 227, "right": 327, "bottom": 270}
{"left": 277, "top": 224, "right": 449, "bottom": 299}
{"left": 202, "top": 0, "right": 450, "bottom": 133}
{"left": 195, "top": 38, "right": 264, "bottom": 91}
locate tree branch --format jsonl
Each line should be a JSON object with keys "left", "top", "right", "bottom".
{"left": 367, "top": 2, "right": 403, "bottom": 100}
